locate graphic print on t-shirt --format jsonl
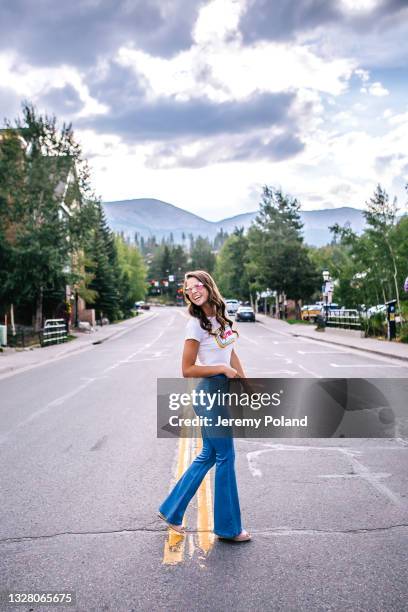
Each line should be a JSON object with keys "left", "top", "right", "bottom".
{"left": 213, "top": 326, "right": 236, "bottom": 348}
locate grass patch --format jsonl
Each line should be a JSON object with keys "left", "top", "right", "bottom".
{"left": 285, "top": 319, "right": 312, "bottom": 325}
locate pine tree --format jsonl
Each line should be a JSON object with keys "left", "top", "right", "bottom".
{"left": 214, "top": 227, "right": 249, "bottom": 300}
{"left": 190, "top": 236, "right": 215, "bottom": 273}
{"left": 246, "top": 185, "right": 320, "bottom": 309}
{"left": 0, "top": 101, "right": 104, "bottom": 328}
{"left": 85, "top": 203, "right": 121, "bottom": 322}
{"left": 364, "top": 184, "right": 402, "bottom": 316}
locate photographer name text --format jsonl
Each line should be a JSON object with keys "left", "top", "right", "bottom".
{"left": 168, "top": 415, "right": 308, "bottom": 428}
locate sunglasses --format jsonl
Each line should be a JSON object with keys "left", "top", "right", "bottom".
{"left": 184, "top": 282, "right": 205, "bottom": 295}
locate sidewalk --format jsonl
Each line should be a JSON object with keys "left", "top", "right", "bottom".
{"left": 0, "top": 310, "right": 155, "bottom": 378}
{"left": 256, "top": 313, "right": 408, "bottom": 362}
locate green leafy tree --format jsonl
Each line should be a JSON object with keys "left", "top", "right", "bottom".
{"left": 115, "top": 234, "right": 148, "bottom": 313}
{"left": 213, "top": 227, "right": 229, "bottom": 251}
{"left": 246, "top": 186, "right": 320, "bottom": 310}
{"left": 169, "top": 244, "right": 189, "bottom": 279}
{"left": 190, "top": 236, "right": 216, "bottom": 274}
{"left": 364, "top": 184, "right": 403, "bottom": 316}
{"left": 326, "top": 185, "right": 408, "bottom": 316}
{"left": 0, "top": 102, "right": 99, "bottom": 329}
{"left": 214, "top": 227, "right": 249, "bottom": 300}
{"left": 85, "top": 203, "right": 121, "bottom": 322}
{"left": 149, "top": 244, "right": 172, "bottom": 280}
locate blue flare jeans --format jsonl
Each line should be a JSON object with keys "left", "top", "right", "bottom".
{"left": 158, "top": 374, "right": 242, "bottom": 538}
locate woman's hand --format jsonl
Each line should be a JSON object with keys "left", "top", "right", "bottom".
{"left": 222, "top": 365, "right": 240, "bottom": 378}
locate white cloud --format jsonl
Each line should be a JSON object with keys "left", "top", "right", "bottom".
{"left": 340, "top": 0, "right": 380, "bottom": 13}
{"left": 193, "top": 0, "right": 243, "bottom": 45}
{"left": 355, "top": 68, "right": 370, "bottom": 82}
{"left": 117, "top": 31, "right": 356, "bottom": 104}
{"left": 388, "top": 109, "right": 408, "bottom": 125}
{"left": 1, "top": 0, "right": 407, "bottom": 219}
{"left": 0, "top": 51, "right": 108, "bottom": 118}
{"left": 367, "top": 81, "right": 389, "bottom": 97}
{"left": 360, "top": 81, "right": 389, "bottom": 97}
{"left": 332, "top": 111, "right": 359, "bottom": 127}
{"left": 353, "top": 103, "right": 367, "bottom": 112}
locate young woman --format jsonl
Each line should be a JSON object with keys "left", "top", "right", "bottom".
{"left": 158, "top": 270, "right": 252, "bottom": 542}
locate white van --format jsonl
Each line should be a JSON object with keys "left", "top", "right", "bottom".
{"left": 225, "top": 299, "right": 240, "bottom": 315}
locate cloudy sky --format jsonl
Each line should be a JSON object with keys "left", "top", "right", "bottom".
{"left": 1, "top": 0, "right": 408, "bottom": 220}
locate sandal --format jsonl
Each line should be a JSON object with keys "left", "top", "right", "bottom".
{"left": 218, "top": 529, "right": 252, "bottom": 542}
{"left": 157, "top": 512, "right": 185, "bottom": 535}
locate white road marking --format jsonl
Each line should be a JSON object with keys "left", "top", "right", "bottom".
{"left": 118, "top": 358, "right": 164, "bottom": 363}
{"left": 330, "top": 363, "right": 406, "bottom": 368}
{"left": 272, "top": 353, "right": 293, "bottom": 363}
{"left": 260, "top": 322, "right": 408, "bottom": 368}
{"left": 341, "top": 454, "right": 407, "bottom": 508}
{"left": 0, "top": 378, "right": 96, "bottom": 446}
{"left": 103, "top": 314, "right": 175, "bottom": 373}
{"left": 318, "top": 472, "right": 391, "bottom": 479}
{"left": 297, "top": 350, "right": 348, "bottom": 355}
{"left": 238, "top": 333, "right": 259, "bottom": 345}
{"left": 1, "top": 312, "right": 173, "bottom": 445}
{"left": 298, "top": 363, "right": 322, "bottom": 378}
{"left": 0, "top": 312, "right": 158, "bottom": 381}
{"left": 243, "top": 441, "right": 407, "bottom": 508}
{"left": 245, "top": 368, "right": 299, "bottom": 376}
{"left": 257, "top": 324, "right": 295, "bottom": 338}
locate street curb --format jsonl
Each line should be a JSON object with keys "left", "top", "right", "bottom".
{"left": 290, "top": 331, "right": 408, "bottom": 363}
{"left": 54, "top": 310, "right": 156, "bottom": 353}
{"left": 256, "top": 318, "right": 408, "bottom": 363}
{"left": 0, "top": 311, "right": 156, "bottom": 377}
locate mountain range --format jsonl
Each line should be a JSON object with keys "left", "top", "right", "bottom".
{"left": 102, "top": 198, "right": 368, "bottom": 247}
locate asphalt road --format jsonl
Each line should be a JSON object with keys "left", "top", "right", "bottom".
{"left": 1, "top": 307, "right": 407, "bottom": 612}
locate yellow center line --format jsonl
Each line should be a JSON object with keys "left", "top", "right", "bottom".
{"left": 162, "top": 430, "right": 191, "bottom": 565}
{"left": 196, "top": 431, "right": 215, "bottom": 556}
{"left": 161, "top": 376, "right": 216, "bottom": 565}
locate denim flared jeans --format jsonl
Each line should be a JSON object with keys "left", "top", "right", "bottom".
{"left": 158, "top": 374, "right": 242, "bottom": 538}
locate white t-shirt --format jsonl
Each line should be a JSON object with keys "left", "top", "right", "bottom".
{"left": 184, "top": 315, "right": 237, "bottom": 366}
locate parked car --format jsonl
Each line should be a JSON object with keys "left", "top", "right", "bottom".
{"left": 367, "top": 304, "right": 386, "bottom": 318}
{"left": 301, "top": 305, "right": 313, "bottom": 320}
{"left": 302, "top": 303, "right": 342, "bottom": 321}
{"left": 134, "top": 301, "right": 150, "bottom": 310}
{"left": 328, "top": 308, "right": 359, "bottom": 319}
{"left": 301, "top": 304, "right": 323, "bottom": 321}
{"left": 225, "top": 299, "right": 240, "bottom": 315}
{"left": 235, "top": 306, "right": 255, "bottom": 322}
{"left": 361, "top": 304, "right": 402, "bottom": 323}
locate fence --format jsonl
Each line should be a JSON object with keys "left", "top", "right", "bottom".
{"left": 6, "top": 326, "right": 42, "bottom": 348}
{"left": 325, "top": 309, "right": 362, "bottom": 330}
{"left": 40, "top": 319, "right": 68, "bottom": 347}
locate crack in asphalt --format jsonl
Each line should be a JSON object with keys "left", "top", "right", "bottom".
{"left": 1, "top": 523, "right": 408, "bottom": 544}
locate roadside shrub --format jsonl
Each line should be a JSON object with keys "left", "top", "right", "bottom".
{"left": 363, "top": 312, "right": 386, "bottom": 338}
{"left": 398, "top": 323, "right": 408, "bottom": 343}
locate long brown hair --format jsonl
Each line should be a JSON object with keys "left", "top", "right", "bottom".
{"left": 184, "top": 270, "right": 239, "bottom": 338}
